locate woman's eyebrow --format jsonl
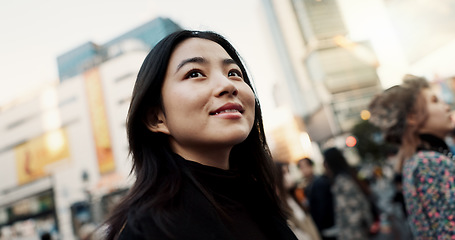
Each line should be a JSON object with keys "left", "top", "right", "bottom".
{"left": 176, "top": 57, "right": 206, "bottom": 72}
{"left": 176, "top": 58, "right": 237, "bottom": 73}
{"left": 223, "top": 58, "right": 236, "bottom": 65}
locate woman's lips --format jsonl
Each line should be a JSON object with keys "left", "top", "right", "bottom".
{"left": 210, "top": 102, "right": 244, "bottom": 115}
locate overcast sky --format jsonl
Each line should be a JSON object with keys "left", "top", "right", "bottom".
{"left": 2, "top": 0, "right": 453, "bottom": 108}
{"left": 0, "top": 0, "right": 270, "bottom": 106}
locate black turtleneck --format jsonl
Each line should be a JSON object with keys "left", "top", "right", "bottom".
{"left": 184, "top": 160, "right": 270, "bottom": 240}
{"left": 418, "top": 133, "right": 451, "bottom": 155}
{"left": 118, "top": 154, "right": 297, "bottom": 240}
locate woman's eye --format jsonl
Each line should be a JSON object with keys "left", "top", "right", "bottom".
{"left": 432, "top": 96, "right": 438, "bottom": 103}
{"left": 228, "top": 70, "right": 243, "bottom": 78}
{"left": 185, "top": 71, "right": 204, "bottom": 79}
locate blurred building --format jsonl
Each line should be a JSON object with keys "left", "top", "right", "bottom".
{"left": 57, "top": 17, "right": 180, "bottom": 82}
{"left": 262, "top": 0, "right": 382, "bottom": 152}
{"left": 0, "top": 17, "right": 181, "bottom": 240}
{"left": 262, "top": 0, "right": 455, "bottom": 164}
{"left": 384, "top": 0, "right": 455, "bottom": 65}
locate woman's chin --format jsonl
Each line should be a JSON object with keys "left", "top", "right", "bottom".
{"left": 210, "top": 134, "right": 250, "bottom": 148}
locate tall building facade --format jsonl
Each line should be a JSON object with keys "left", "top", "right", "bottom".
{"left": 0, "top": 17, "right": 181, "bottom": 240}
{"left": 57, "top": 17, "right": 181, "bottom": 82}
{"left": 263, "top": 0, "right": 382, "bottom": 146}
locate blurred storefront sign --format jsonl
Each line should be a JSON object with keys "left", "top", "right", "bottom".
{"left": 14, "top": 128, "right": 70, "bottom": 185}
{"left": 0, "top": 190, "right": 56, "bottom": 233}
{"left": 84, "top": 68, "right": 115, "bottom": 174}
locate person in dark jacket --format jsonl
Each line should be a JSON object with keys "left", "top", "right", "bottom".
{"left": 103, "top": 30, "right": 298, "bottom": 240}
{"left": 306, "top": 172, "right": 336, "bottom": 240}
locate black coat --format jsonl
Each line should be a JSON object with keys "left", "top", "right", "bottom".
{"left": 307, "top": 175, "right": 336, "bottom": 240}
{"left": 117, "top": 160, "right": 298, "bottom": 240}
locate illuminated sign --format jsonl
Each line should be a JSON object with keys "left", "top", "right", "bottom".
{"left": 84, "top": 68, "right": 115, "bottom": 174}
{"left": 14, "top": 129, "right": 70, "bottom": 184}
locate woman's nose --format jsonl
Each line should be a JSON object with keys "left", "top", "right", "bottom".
{"left": 215, "top": 75, "right": 238, "bottom": 97}
{"left": 445, "top": 103, "right": 451, "bottom": 112}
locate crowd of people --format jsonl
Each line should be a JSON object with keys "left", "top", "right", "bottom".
{"left": 276, "top": 153, "right": 379, "bottom": 240}
{"left": 61, "top": 29, "right": 454, "bottom": 240}
{"left": 282, "top": 74, "right": 455, "bottom": 240}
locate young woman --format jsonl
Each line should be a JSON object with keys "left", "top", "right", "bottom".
{"left": 369, "top": 75, "right": 455, "bottom": 239}
{"left": 104, "top": 30, "right": 298, "bottom": 240}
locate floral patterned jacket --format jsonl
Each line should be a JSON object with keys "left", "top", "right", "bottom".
{"left": 403, "top": 150, "right": 455, "bottom": 239}
{"left": 332, "top": 173, "right": 373, "bottom": 240}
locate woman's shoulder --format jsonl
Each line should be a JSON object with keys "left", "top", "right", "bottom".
{"left": 414, "top": 150, "right": 450, "bottom": 158}
{"left": 404, "top": 150, "right": 455, "bottom": 179}
{"left": 409, "top": 150, "right": 454, "bottom": 168}
{"left": 117, "top": 206, "right": 233, "bottom": 240}
{"left": 116, "top": 215, "right": 164, "bottom": 240}
{"left": 117, "top": 180, "right": 235, "bottom": 240}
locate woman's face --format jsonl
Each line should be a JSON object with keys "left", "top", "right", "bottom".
{"left": 151, "top": 38, "right": 255, "bottom": 160}
{"left": 418, "top": 88, "right": 454, "bottom": 138}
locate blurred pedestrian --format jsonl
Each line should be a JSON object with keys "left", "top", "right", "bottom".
{"left": 275, "top": 161, "right": 321, "bottom": 240}
{"left": 308, "top": 175, "right": 336, "bottom": 240}
{"left": 323, "top": 147, "right": 373, "bottom": 240}
{"left": 369, "top": 74, "right": 455, "bottom": 239}
{"left": 40, "top": 232, "right": 51, "bottom": 240}
{"left": 296, "top": 158, "right": 315, "bottom": 210}
{"left": 104, "top": 30, "right": 298, "bottom": 240}
{"left": 297, "top": 158, "right": 336, "bottom": 240}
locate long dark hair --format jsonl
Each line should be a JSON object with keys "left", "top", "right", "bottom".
{"left": 323, "top": 147, "right": 370, "bottom": 196}
{"left": 104, "top": 30, "right": 283, "bottom": 239}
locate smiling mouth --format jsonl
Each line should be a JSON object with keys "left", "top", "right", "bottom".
{"left": 210, "top": 103, "right": 245, "bottom": 115}
{"left": 210, "top": 109, "right": 242, "bottom": 115}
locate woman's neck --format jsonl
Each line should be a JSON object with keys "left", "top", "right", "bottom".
{"left": 171, "top": 144, "right": 232, "bottom": 170}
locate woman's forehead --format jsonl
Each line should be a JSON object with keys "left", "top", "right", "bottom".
{"left": 171, "top": 38, "right": 228, "bottom": 59}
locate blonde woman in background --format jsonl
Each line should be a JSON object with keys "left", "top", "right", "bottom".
{"left": 369, "top": 75, "right": 455, "bottom": 239}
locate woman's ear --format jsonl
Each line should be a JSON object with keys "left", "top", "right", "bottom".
{"left": 406, "top": 113, "right": 419, "bottom": 127}
{"left": 145, "top": 109, "right": 170, "bottom": 135}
